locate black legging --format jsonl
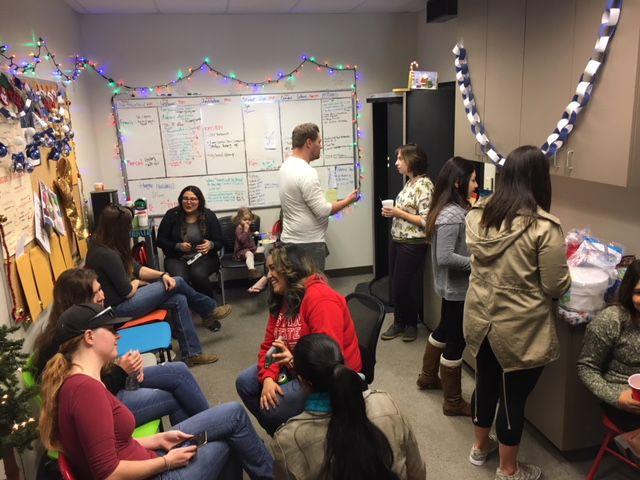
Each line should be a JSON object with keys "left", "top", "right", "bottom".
{"left": 389, "top": 241, "right": 427, "bottom": 327}
{"left": 431, "top": 299, "right": 466, "bottom": 361}
{"left": 471, "top": 339, "right": 544, "bottom": 446}
{"left": 164, "top": 255, "right": 219, "bottom": 299}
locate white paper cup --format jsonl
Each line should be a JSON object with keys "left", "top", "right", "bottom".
{"left": 628, "top": 374, "right": 640, "bottom": 401}
{"left": 381, "top": 199, "right": 394, "bottom": 208}
{"left": 94, "top": 182, "right": 104, "bottom": 191}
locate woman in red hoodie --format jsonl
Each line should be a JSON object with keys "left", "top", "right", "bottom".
{"left": 235, "top": 244, "right": 362, "bottom": 435}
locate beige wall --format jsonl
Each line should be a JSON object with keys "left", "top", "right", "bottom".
{"left": 416, "top": 9, "right": 640, "bottom": 254}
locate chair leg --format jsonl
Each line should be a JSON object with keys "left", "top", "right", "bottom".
{"left": 587, "top": 431, "right": 616, "bottom": 480}
{"left": 219, "top": 271, "right": 226, "bottom": 305}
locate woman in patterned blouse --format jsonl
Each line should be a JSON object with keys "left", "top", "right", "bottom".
{"left": 380, "top": 144, "right": 434, "bottom": 343}
{"left": 578, "top": 259, "right": 640, "bottom": 431}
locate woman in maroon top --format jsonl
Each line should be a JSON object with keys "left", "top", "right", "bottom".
{"left": 39, "top": 303, "right": 273, "bottom": 480}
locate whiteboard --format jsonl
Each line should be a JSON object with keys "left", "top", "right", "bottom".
{"left": 114, "top": 90, "right": 357, "bottom": 214}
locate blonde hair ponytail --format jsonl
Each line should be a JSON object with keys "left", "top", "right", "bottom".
{"left": 39, "top": 337, "right": 81, "bottom": 451}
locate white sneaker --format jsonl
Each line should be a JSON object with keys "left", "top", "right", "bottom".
{"left": 495, "top": 462, "right": 542, "bottom": 480}
{"left": 469, "top": 434, "right": 499, "bottom": 466}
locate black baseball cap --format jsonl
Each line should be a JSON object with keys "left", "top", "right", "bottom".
{"left": 55, "top": 303, "right": 131, "bottom": 345}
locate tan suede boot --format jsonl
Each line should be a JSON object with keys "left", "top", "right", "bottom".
{"left": 416, "top": 334, "right": 445, "bottom": 390}
{"left": 440, "top": 356, "right": 472, "bottom": 417}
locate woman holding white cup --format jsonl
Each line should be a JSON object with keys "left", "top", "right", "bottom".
{"left": 380, "top": 144, "right": 433, "bottom": 343}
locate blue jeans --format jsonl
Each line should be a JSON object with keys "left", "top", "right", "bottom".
{"left": 113, "top": 277, "right": 217, "bottom": 359}
{"left": 156, "top": 402, "right": 274, "bottom": 480}
{"left": 235, "top": 365, "right": 307, "bottom": 436}
{"left": 117, "top": 362, "right": 209, "bottom": 426}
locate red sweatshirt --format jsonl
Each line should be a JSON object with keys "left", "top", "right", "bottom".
{"left": 257, "top": 275, "right": 362, "bottom": 382}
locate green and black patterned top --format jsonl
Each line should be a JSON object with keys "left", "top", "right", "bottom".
{"left": 577, "top": 306, "right": 640, "bottom": 406}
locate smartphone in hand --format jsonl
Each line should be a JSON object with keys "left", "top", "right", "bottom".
{"left": 173, "top": 431, "right": 208, "bottom": 449}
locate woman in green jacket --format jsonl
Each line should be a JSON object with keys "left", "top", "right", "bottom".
{"left": 464, "top": 146, "right": 570, "bottom": 480}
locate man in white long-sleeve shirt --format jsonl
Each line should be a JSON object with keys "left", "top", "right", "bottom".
{"left": 279, "top": 123, "right": 359, "bottom": 270}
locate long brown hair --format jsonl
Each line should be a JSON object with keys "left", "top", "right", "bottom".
{"left": 617, "top": 260, "right": 640, "bottom": 325}
{"left": 93, "top": 204, "right": 134, "bottom": 275}
{"left": 481, "top": 145, "right": 552, "bottom": 232}
{"left": 178, "top": 186, "right": 208, "bottom": 240}
{"left": 268, "top": 244, "right": 320, "bottom": 318}
{"left": 425, "top": 157, "right": 475, "bottom": 239}
{"left": 33, "top": 268, "right": 97, "bottom": 373}
{"left": 39, "top": 336, "right": 83, "bottom": 452}
{"left": 396, "top": 143, "right": 428, "bottom": 177}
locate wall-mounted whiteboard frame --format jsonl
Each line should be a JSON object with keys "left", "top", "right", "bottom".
{"left": 113, "top": 89, "right": 359, "bottom": 216}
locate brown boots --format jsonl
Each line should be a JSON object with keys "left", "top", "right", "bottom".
{"left": 417, "top": 335, "right": 471, "bottom": 417}
{"left": 416, "top": 335, "right": 444, "bottom": 389}
{"left": 440, "top": 357, "right": 472, "bottom": 417}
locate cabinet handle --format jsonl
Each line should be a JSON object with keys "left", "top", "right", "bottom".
{"left": 566, "top": 150, "right": 575, "bottom": 172}
{"left": 386, "top": 155, "right": 390, "bottom": 168}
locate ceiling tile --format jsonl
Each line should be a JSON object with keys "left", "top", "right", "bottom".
{"left": 291, "top": 0, "right": 365, "bottom": 14}
{"left": 155, "top": 0, "right": 228, "bottom": 14}
{"left": 72, "top": 0, "right": 159, "bottom": 14}
{"left": 227, "top": 0, "right": 298, "bottom": 14}
{"left": 354, "top": 0, "right": 425, "bottom": 13}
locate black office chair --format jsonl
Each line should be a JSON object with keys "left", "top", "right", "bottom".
{"left": 216, "top": 215, "right": 266, "bottom": 304}
{"left": 346, "top": 292, "right": 386, "bottom": 384}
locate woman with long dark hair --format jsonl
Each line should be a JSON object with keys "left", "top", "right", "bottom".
{"left": 380, "top": 143, "right": 433, "bottom": 343}
{"left": 272, "top": 334, "right": 425, "bottom": 479}
{"left": 86, "top": 204, "right": 227, "bottom": 366}
{"left": 33, "top": 268, "right": 210, "bottom": 427}
{"left": 464, "top": 146, "right": 570, "bottom": 480}
{"left": 235, "top": 244, "right": 361, "bottom": 436}
{"left": 39, "top": 303, "right": 273, "bottom": 479}
{"left": 417, "top": 157, "right": 477, "bottom": 417}
{"left": 157, "top": 186, "right": 224, "bottom": 301}
{"left": 578, "top": 260, "right": 640, "bottom": 432}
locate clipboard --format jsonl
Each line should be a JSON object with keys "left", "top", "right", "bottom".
{"left": 60, "top": 235, "right": 75, "bottom": 268}
{"left": 29, "top": 246, "right": 55, "bottom": 309}
{"left": 49, "top": 233, "right": 68, "bottom": 279}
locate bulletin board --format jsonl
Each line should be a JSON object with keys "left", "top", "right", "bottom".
{"left": 114, "top": 90, "right": 358, "bottom": 215}
{"left": 0, "top": 75, "right": 88, "bottom": 324}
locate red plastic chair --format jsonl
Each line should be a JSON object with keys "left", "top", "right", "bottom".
{"left": 587, "top": 415, "right": 640, "bottom": 479}
{"left": 58, "top": 454, "right": 77, "bottom": 480}
{"left": 118, "top": 308, "right": 169, "bottom": 330}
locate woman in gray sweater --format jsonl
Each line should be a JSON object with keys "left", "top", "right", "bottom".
{"left": 417, "top": 157, "right": 478, "bottom": 417}
{"left": 578, "top": 260, "right": 640, "bottom": 431}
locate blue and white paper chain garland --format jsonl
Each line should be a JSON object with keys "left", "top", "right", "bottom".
{"left": 452, "top": 0, "right": 622, "bottom": 166}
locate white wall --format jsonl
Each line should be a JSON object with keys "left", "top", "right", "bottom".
{"left": 416, "top": 11, "right": 640, "bottom": 254}
{"left": 79, "top": 13, "right": 418, "bottom": 270}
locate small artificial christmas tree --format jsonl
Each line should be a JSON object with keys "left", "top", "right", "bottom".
{"left": 0, "top": 325, "right": 38, "bottom": 479}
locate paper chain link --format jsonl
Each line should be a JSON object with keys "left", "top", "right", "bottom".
{"left": 452, "top": 0, "right": 622, "bottom": 166}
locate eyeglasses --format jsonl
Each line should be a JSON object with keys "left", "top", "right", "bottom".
{"left": 181, "top": 197, "right": 199, "bottom": 203}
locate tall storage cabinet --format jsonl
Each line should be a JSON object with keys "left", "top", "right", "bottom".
{"left": 456, "top": 0, "right": 640, "bottom": 188}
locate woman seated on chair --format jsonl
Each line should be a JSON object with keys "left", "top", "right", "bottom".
{"left": 85, "top": 204, "right": 229, "bottom": 367}
{"left": 157, "top": 186, "right": 223, "bottom": 300}
{"left": 578, "top": 260, "right": 640, "bottom": 432}
{"left": 235, "top": 244, "right": 362, "bottom": 436}
{"left": 273, "top": 334, "right": 425, "bottom": 479}
{"left": 39, "top": 303, "right": 273, "bottom": 480}
{"left": 33, "top": 268, "right": 210, "bottom": 428}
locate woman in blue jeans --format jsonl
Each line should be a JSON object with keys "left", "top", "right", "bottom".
{"left": 85, "top": 204, "right": 231, "bottom": 366}
{"left": 33, "top": 268, "right": 209, "bottom": 426}
{"left": 39, "top": 303, "right": 273, "bottom": 479}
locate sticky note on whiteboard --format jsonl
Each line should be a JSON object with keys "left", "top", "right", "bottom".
{"left": 264, "top": 131, "right": 277, "bottom": 150}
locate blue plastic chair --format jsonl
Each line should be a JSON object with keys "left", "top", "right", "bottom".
{"left": 117, "top": 322, "right": 172, "bottom": 362}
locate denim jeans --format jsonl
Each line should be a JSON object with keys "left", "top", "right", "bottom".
{"left": 117, "top": 362, "right": 209, "bottom": 426}
{"left": 113, "top": 277, "right": 217, "bottom": 359}
{"left": 156, "top": 402, "right": 274, "bottom": 480}
{"left": 235, "top": 365, "right": 307, "bottom": 436}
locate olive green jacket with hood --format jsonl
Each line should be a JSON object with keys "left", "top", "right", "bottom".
{"left": 464, "top": 203, "right": 571, "bottom": 372}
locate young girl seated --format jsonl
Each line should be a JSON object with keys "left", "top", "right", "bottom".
{"left": 39, "top": 303, "right": 274, "bottom": 480}
{"left": 232, "top": 207, "right": 263, "bottom": 278}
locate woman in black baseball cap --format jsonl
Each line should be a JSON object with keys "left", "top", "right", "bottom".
{"left": 38, "top": 303, "right": 274, "bottom": 479}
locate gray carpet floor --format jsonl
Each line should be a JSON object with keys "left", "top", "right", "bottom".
{"left": 186, "top": 274, "right": 637, "bottom": 479}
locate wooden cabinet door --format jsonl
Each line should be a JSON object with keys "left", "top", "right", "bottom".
{"left": 520, "top": 0, "right": 575, "bottom": 177}
{"left": 482, "top": 0, "right": 526, "bottom": 158}
{"left": 454, "top": 0, "right": 487, "bottom": 160}
{"left": 564, "top": 0, "right": 638, "bottom": 186}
